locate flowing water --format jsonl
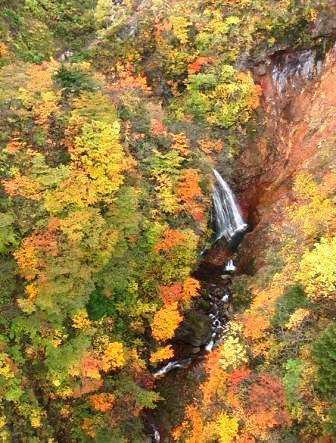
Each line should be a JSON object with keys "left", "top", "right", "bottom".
{"left": 212, "top": 169, "right": 247, "bottom": 242}
{"left": 147, "top": 171, "right": 247, "bottom": 441}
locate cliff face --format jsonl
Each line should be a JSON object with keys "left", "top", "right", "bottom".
{"left": 235, "top": 43, "right": 336, "bottom": 271}
{"left": 165, "top": 40, "right": 336, "bottom": 443}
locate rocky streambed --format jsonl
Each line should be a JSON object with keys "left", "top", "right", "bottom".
{"left": 144, "top": 251, "right": 240, "bottom": 442}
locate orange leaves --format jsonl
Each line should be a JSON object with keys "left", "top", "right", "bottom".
{"left": 159, "top": 282, "right": 183, "bottom": 304}
{"left": 5, "top": 139, "right": 25, "bottom": 152}
{"left": 154, "top": 228, "right": 186, "bottom": 252}
{"left": 3, "top": 174, "right": 41, "bottom": 201}
{"left": 182, "top": 277, "right": 200, "bottom": 302}
{"left": 150, "top": 345, "right": 174, "bottom": 364}
{"left": 89, "top": 393, "right": 115, "bottom": 412}
{"left": 0, "top": 41, "right": 9, "bottom": 58}
{"left": 151, "top": 302, "right": 182, "bottom": 342}
{"left": 176, "top": 169, "right": 205, "bottom": 221}
{"left": 100, "top": 341, "right": 125, "bottom": 372}
{"left": 150, "top": 118, "right": 168, "bottom": 136}
{"left": 188, "top": 57, "right": 211, "bottom": 72}
{"left": 230, "top": 367, "right": 252, "bottom": 387}
{"left": 201, "top": 349, "right": 227, "bottom": 407}
{"left": 172, "top": 405, "right": 204, "bottom": 443}
{"left": 171, "top": 132, "right": 190, "bottom": 155}
{"left": 111, "top": 62, "right": 151, "bottom": 93}
{"left": 72, "top": 352, "right": 101, "bottom": 380}
{"left": 245, "top": 373, "right": 289, "bottom": 437}
{"left": 176, "top": 169, "right": 202, "bottom": 201}
{"left": 14, "top": 240, "right": 39, "bottom": 281}
{"left": 236, "top": 71, "right": 262, "bottom": 110}
{"left": 14, "top": 228, "right": 60, "bottom": 283}
{"left": 198, "top": 138, "right": 223, "bottom": 154}
{"left": 73, "top": 379, "right": 103, "bottom": 398}
{"left": 242, "top": 313, "right": 270, "bottom": 341}
{"left": 248, "top": 84, "right": 262, "bottom": 109}
{"left": 159, "top": 278, "right": 200, "bottom": 305}
{"left": 81, "top": 417, "right": 96, "bottom": 438}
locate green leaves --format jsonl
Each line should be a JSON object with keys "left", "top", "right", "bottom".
{"left": 312, "top": 324, "right": 336, "bottom": 395}
{"left": 0, "top": 212, "right": 18, "bottom": 253}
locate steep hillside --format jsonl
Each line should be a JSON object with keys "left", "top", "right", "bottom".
{"left": 0, "top": 1, "right": 335, "bottom": 442}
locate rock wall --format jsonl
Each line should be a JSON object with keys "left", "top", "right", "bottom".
{"left": 236, "top": 42, "right": 336, "bottom": 271}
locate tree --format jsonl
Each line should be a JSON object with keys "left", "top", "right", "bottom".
{"left": 312, "top": 324, "right": 336, "bottom": 395}
{"left": 296, "top": 237, "right": 336, "bottom": 301}
{"left": 151, "top": 302, "right": 183, "bottom": 342}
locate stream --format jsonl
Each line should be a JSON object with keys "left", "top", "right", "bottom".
{"left": 144, "top": 37, "right": 336, "bottom": 443}
{"left": 145, "top": 170, "right": 247, "bottom": 442}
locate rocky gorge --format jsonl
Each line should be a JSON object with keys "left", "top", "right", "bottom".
{"left": 145, "top": 37, "right": 336, "bottom": 442}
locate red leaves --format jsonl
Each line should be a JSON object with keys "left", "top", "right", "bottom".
{"left": 188, "top": 57, "right": 211, "bottom": 72}
{"left": 159, "top": 282, "right": 183, "bottom": 304}
{"left": 230, "top": 367, "right": 252, "bottom": 387}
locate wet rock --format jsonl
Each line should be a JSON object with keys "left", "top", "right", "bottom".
{"left": 174, "top": 311, "right": 212, "bottom": 347}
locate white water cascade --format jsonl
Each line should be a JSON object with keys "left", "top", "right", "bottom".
{"left": 212, "top": 169, "right": 247, "bottom": 242}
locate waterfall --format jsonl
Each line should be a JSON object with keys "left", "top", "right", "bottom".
{"left": 212, "top": 169, "right": 247, "bottom": 242}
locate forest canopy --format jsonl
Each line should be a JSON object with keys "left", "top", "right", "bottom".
{"left": 0, "top": 0, "right": 335, "bottom": 441}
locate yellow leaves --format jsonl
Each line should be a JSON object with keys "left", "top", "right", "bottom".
{"left": 72, "top": 310, "right": 92, "bottom": 330}
{"left": 25, "top": 284, "right": 38, "bottom": 300}
{"left": 218, "top": 336, "right": 248, "bottom": 371}
{"left": 81, "top": 417, "right": 96, "bottom": 438}
{"left": 286, "top": 308, "right": 310, "bottom": 330}
{"left": 0, "top": 353, "right": 14, "bottom": 379}
{"left": 0, "top": 416, "right": 6, "bottom": 429}
{"left": 18, "top": 61, "right": 60, "bottom": 127}
{"left": 50, "top": 329, "right": 67, "bottom": 349}
{"left": 291, "top": 172, "right": 336, "bottom": 238}
{"left": 296, "top": 236, "right": 336, "bottom": 301}
{"left": 293, "top": 172, "right": 319, "bottom": 200}
{"left": 151, "top": 302, "right": 183, "bottom": 342}
{"left": 170, "top": 16, "right": 190, "bottom": 44}
{"left": 30, "top": 409, "right": 43, "bottom": 429}
{"left": 89, "top": 392, "right": 115, "bottom": 412}
{"left": 150, "top": 345, "right": 174, "bottom": 364}
{"left": 155, "top": 174, "right": 180, "bottom": 214}
{"left": 14, "top": 241, "right": 39, "bottom": 281}
{"left": 55, "top": 386, "right": 73, "bottom": 399}
{"left": 100, "top": 340, "right": 125, "bottom": 372}
{"left": 72, "top": 120, "right": 127, "bottom": 196}
{"left": 204, "top": 412, "right": 239, "bottom": 443}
